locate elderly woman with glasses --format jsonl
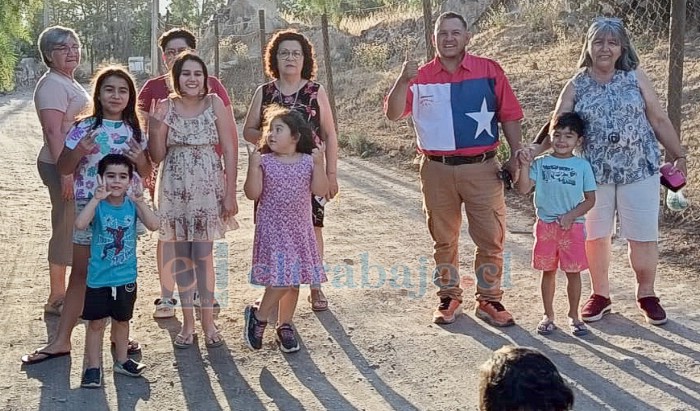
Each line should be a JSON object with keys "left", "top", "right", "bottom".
{"left": 243, "top": 29, "right": 338, "bottom": 314}
{"left": 527, "top": 18, "right": 686, "bottom": 326}
{"left": 34, "top": 26, "right": 89, "bottom": 316}
{"left": 21, "top": 26, "right": 90, "bottom": 364}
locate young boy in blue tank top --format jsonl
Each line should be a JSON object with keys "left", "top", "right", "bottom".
{"left": 517, "top": 112, "right": 597, "bottom": 337}
{"left": 75, "top": 154, "right": 160, "bottom": 388}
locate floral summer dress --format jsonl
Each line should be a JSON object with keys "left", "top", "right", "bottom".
{"left": 156, "top": 96, "right": 237, "bottom": 241}
{"left": 249, "top": 154, "right": 327, "bottom": 286}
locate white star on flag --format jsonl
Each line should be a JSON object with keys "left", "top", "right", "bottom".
{"left": 466, "top": 98, "right": 495, "bottom": 139}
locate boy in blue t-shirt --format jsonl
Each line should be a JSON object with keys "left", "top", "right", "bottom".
{"left": 517, "top": 112, "right": 596, "bottom": 337}
{"left": 75, "top": 154, "right": 160, "bottom": 388}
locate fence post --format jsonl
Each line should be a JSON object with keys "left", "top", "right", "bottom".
{"left": 321, "top": 13, "right": 338, "bottom": 131}
{"left": 667, "top": 0, "right": 685, "bottom": 141}
{"left": 214, "top": 17, "right": 220, "bottom": 78}
{"left": 259, "top": 9, "right": 266, "bottom": 82}
{"left": 422, "top": 0, "right": 434, "bottom": 62}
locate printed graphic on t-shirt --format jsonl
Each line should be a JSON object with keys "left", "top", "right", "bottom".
{"left": 96, "top": 214, "right": 136, "bottom": 265}
{"left": 541, "top": 164, "right": 577, "bottom": 186}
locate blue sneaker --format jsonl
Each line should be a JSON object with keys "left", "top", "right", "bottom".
{"left": 243, "top": 305, "right": 267, "bottom": 350}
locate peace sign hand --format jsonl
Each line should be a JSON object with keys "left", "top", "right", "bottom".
{"left": 94, "top": 175, "right": 111, "bottom": 200}
{"left": 246, "top": 144, "right": 262, "bottom": 168}
{"left": 128, "top": 182, "right": 145, "bottom": 203}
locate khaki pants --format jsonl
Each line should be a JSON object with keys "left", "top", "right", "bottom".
{"left": 419, "top": 155, "right": 506, "bottom": 302}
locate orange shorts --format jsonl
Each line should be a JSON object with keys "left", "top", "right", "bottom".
{"left": 532, "top": 220, "right": 588, "bottom": 272}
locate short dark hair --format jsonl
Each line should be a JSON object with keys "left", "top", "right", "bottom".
{"left": 264, "top": 29, "right": 317, "bottom": 80}
{"left": 170, "top": 52, "right": 209, "bottom": 98}
{"left": 434, "top": 12, "right": 468, "bottom": 34}
{"left": 97, "top": 154, "right": 134, "bottom": 179}
{"left": 260, "top": 104, "right": 315, "bottom": 155}
{"left": 479, "top": 346, "right": 574, "bottom": 411}
{"left": 158, "top": 28, "right": 197, "bottom": 53}
{"left": 551, "top": 112, "right": 586, "bottom": 138}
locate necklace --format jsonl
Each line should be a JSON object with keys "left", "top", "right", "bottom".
{"left": 276, "top": 79, "right": 304, "bottom": 108}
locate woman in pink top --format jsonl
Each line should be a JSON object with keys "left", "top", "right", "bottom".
{"left": 33, "top": 26, "right": 90, "bottom": 318}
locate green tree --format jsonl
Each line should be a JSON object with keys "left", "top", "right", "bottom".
{"left": 0, "top": 0, "right": 41, "bottom": 92}
{"left": 167, "top": 0, "right": 200, "bottom": 30}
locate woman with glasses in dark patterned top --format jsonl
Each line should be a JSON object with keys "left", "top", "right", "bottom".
{"left": 526, "top": 17, "right": 687, "bottom": 326}
{"left": 243, "top": 29, "right": 339, "bottom": 313}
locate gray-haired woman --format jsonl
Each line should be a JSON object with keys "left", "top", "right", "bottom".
{"left": 528, "top": 17, "right": 686, "bottom": 326}
{"left": 22, "top": 25, "right": 89, "bottom": 364}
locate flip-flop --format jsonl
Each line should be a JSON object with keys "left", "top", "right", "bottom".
{"left": 21, "top": 350, "right": 71, "bottom": 365}
{"left": 173, "top": 333, "right": 195, "bottom": 349}
{"left": 205, "top": 332, "right": 225, "bottom": 348}
{"left": 536, "top": 318, "right": 557, "bottom": 335}
{"left": 569, "top": 320, "right": 589, "bottom": 337}
{"left": 308, "top": 290, "right": 329, "bottom": 312}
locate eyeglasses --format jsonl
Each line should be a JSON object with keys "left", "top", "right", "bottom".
{"left": 277, "top": 50, "right": 303, "bottom": 60}
{"left": 164, "top": 47, "right": 191, "bottom": 58}
{"left": 53, "top": 44, "right": 80, "bottom": 54}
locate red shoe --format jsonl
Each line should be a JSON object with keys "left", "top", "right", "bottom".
{"left": 638, "top": 296, "right": 667, "bottom": 325}
{"left": 581, "top": 294, "right": 612, "bottom": 322}
{"left": 432, "top": 297, "right": 462, "bottom": 324}
{"left": 475, "top": 300, "right": 515, "bottom": 327}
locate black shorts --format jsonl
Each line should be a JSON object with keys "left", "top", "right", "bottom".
{"left": 82, "top": 283, "right": 137, "bottom": 322}
{"left": 312, "top": 195, "right": 325, "bottom": 228}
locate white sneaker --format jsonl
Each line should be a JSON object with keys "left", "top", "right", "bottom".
{"left": 153, "top": 298, "right": 176, "bottom": 319}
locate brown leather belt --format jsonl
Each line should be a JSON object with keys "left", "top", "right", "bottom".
{"left": 426, "top": 150, "right": 496, "bottom": 165}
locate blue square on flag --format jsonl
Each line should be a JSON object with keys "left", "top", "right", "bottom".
{"left": 451, "top": 78, "right": 498, "bottom": 149}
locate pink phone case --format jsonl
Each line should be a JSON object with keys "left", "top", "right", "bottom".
{"left": 660, "top": 163, "right": 686, "bottom": 192}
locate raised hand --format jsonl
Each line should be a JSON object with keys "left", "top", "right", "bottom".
{"left": 94, "top": 175, "right": 111, "bottom": 200}
{"left": 246, "top": 143, "right": 262, "bottom": 168}
{"left": 311, "top": 141, "right": 326, "bottom": 166}
{"left": 128, "top": 182, "right": 145, "bottom": 203}
{"left": 124, "top": 137, "right": 145, "bottom": 165}
{"left": 399, "top": 50, "right": 419, "bottom": 83}
{"left": 77, "top": 129, "right": 98, "bottom": 154}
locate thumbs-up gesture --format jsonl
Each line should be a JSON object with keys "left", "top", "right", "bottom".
{"left": 400, "top": 50, "right": 419, "bottom": 83}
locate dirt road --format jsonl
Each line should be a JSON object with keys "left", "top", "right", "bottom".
{"left": 1, "top": 90, "right": 699, "bottom": 410}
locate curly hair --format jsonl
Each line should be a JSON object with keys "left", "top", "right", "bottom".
{"left": 259, "top": 104, "right": 315, "bottom": 155}
{"left": 264, "top": 29, "right": 317, "bottom": 80}
{"left": 78, "top": 66, "right": 143, "bottom": 143}
{"left": 479, "top": 346, "right": 574, "bottom": 411}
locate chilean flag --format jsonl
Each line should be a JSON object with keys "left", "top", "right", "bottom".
{"left": 410, "top": 78, "right": 498, "bottom": 152}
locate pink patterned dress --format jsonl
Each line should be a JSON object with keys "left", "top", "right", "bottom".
{"left": 156, "top": 97, "right": 237, "bottom": 241}
{"left": 250, "top": 153, "right": 327, "bottom": 286}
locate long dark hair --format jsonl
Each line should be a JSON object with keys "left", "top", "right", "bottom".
{"left": 260, "top": 104, "right": 315, "bottom": 155}
{"left": 78, "top": 66, "right": 143, "bottom": 142}
{"left": 170, "top": 51, "right": 209, "bottom": 99}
